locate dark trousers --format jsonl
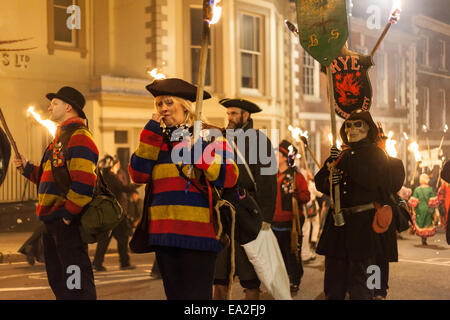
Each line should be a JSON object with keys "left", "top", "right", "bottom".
{"left": 155, "top": 246, "right": 217, "bottom": 300}
{"left": 43, "top": 218, "right": 96, "bottom": 300}
{"left": 214, "top": 242, "right": 261, "bottom": 289}
{"left": 324, "top": 256, "right": 374, "bottom": 300}
{"left": 272, "top": 229, "right": 302, "bottom": 286}
{"left": 374, "top": 257, "right": 389, "bottom": 298}
{"left": 93, "top": 218, "right": 131, "bottom": 268}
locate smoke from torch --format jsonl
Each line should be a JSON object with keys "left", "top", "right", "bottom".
{"left": 27, "top": 106, "right": 57, "bottom": 138}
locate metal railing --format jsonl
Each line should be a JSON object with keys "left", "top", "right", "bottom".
{"left": 0, "top": 159, "right": 37, "bottom": 202}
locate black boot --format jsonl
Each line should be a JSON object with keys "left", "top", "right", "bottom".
{"left": 421, "top": 237, "right": 427, "bottom": 246}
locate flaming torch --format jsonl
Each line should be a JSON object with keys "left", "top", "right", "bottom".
{"left": 328, "top": 133, "right": 343, "bottom": 150}
{"left": 26, "top": 106, "right": 57, "bottom": 138}
{"left": 194, "top": 0, "right": 222, "bottom": 128}
{"left": 385, "top": 131, "right": 398, "bottom": 158}
{"left": 371, "top": 0, "right": 401, "bottom": 56}
{"left": 288, "top": 125, "right": 309, "bottom": 171}
{"left": 408, "top": 141, "right": 421, "bottom": 186}
{"left": 147, "top": 68, "right": 167, "bottom": 80}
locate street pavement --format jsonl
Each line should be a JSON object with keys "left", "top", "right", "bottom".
{"left": 0, "top": 230, "right": 449, "bottom": 300}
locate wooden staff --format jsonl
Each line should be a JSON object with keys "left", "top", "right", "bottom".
{"left": 194, "top": 0, "right": 214, "bottom": 133}
{"left": 0, "top": 108, "right": 23, "bottom": 172}
{"left": 300, "top": 136, "right": 321, "bottom": 168}
{"left": 371, "top": 8, "right": 401, "bottom": 56}
{"left": 326, "top": 66, "right": 344, "bottom": 227}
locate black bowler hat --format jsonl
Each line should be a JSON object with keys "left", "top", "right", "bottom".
{"left": 279, "top": 139, "right": 298, "bottom": 157}
{"left": 219, "top": 99, "right": 262, "bottom": 114}
{"left": 46, "top": 86, "right": 86, "bottom": 119}
{"left": 146, "top": 78, "right": 211, "bottom": 102}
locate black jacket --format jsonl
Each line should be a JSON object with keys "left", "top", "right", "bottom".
{"left": 0, "top": 127, "right": 11, "bottom": 187}
{"left": 102, "top": 169, "right": 137, "bottom": 216}
{"left": 224, "top": 119, "right": 277, "bottom": 223}
{"left": 315, "top": 139, "right": 392, "bottom": 260}
{"left": 222, "top": 119, "right": 277, "bottom": 244}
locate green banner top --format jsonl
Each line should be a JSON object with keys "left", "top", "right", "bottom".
{"left": 295, "top": 0, "right": 349, "bottom": 67}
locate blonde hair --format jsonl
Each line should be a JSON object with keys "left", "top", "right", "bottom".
{"left": 419, "top": 173, "right": 430, "bottom": 185}
{"left": 155, "top": 95, "right": 211, "bottom": 128}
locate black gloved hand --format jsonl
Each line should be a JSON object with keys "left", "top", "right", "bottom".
{"left": 330, "top": 146, "right": 341, "bottom": 160}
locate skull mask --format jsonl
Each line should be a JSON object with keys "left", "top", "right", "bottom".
{"left": 344, "top": 120, "right": 369, "bottom": 143}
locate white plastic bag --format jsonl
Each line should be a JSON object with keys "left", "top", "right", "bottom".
{"left": 242, "top": 228, "right": 292, "bottom": 300}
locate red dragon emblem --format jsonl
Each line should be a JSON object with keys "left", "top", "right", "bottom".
{"left": 335, "top": 72, "right": 362, "bottom": 107}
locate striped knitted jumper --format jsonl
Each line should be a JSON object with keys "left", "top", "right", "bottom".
{"left": 23, "top": 117, "right": 99, "bottom": 221}
{"left": 129, "top": 120, "right": 238, "bottom": 252}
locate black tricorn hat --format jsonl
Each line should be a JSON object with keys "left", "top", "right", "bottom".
{"left": 46, "top": 86, "right": 86, "bottom": 119}
{"left": 279, "top": 139, "right": 298, "bottom": 157}
{"left": 339, "top": 109, "right": 379, "bottom": 144}
{"left": 146, "top": 78, "right": 211, "bottom": 102}
{"left": 219, "top": 98, "right": 262, "bottom": 114}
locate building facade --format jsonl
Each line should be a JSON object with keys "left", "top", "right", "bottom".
{"left": 0, "top": 0, "right": 296, "bottom": 202}
{"left": 413, "top": 15, "right": 450, "bottom": 175}
{"left": 289, "top": 0, "right": 449, "bottom": 185}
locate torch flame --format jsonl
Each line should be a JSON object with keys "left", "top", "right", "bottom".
{"left": 408, "top": 141, "right": 421, "bottom": 162}
{"left": 444, "top": 124, "right": 448, "bottom": 133}
{"left": 27, "top": 106, "right": 57, "bottom": 138}
{"left": 386, "top": 131, "right": 398, "bottom": 157}
{"left": 288, "top": 125, "right": 308, "bottom": 142}
{"left": 148, "top": 68, "right": 166, "bottom": 80}
{"left": 390, "top": 0, "right": 401, "bottom": 24}
{"left": 328, "top": 133, "right": 342, "bottom": 149}
{"left": 207, "top": 0, "right": 222, "bottom": 25}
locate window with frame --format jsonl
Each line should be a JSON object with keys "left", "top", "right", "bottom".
{"left": 375, "top": 52, "right": 387, "bottom": 107}
{"left": 422, "top": 87, "right": 430, "bottom": 128}
{"left": 417, "top": 37, "right": 429, "bottom": 67}
{"left": 190, "top": 7, "right": 212, "bottom": 86}
{"left": 54, "top": 0, "right": 77, "bottom": 45}
{"left": 302, "top": 51, "right": 316, "bottom": 96}
{"left": 239, "top": 13, "right": 262, "bottom": 90}
{"left": 440, "top": 89, "right": 447, "bottom": 129}
{"left": 47, "top": 0, "right": 87, "bottom": 57}
{"left": 394, "top": 53, "right": 406, "bottom": 108}
{"left": 440, "top": 40, "right": 447, "bottom": 70}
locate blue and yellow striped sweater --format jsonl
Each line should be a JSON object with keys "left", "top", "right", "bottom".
{"left": 129, "top": 120, "right": 238, "bottom": 252}
{"left": 23, "top": 117, "right": 99, "bottom": 222}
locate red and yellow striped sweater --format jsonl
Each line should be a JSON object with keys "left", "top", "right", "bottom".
{"left": 129, "top": 120, "right": 238, "bottom": 252}
{"left": 23, "top": 117, "right": 99, "bottom": 221}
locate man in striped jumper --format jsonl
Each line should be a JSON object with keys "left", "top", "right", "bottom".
{"left": 14, "top": 87, "right": 98, "bottom": 300}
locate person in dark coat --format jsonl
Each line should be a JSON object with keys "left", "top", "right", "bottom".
{"left": 314, "top": 110, "right": 392, "bottom": 300}
{"left": 93, "top": 155, "right": 138, "bottom": 271}
{"left": 0, "top": 126, "right": 11, "bottom": 187}
{"left": 213, "top": 98, "right": 277, "bottom": 300}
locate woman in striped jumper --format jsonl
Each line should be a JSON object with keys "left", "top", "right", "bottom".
{"left": 129, "top": 78, "right": 239, "bottom": 300}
